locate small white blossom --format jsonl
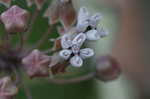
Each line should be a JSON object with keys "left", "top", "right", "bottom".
{"left": 59, "top": 33, "right": 94, "bottom": 67}
{"left": 76, "top": 7, "right": 108, "bottom": 41}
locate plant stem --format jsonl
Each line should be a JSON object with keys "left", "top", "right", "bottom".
{"left": 12, "top": 66, "right": 33, "bottom": 99}
{"left": 28, "top": 26, "right": 52, "bottom": 53}
{"left": 23, "top": 9, "right": 40, "bottom": 44}
{"left": 47, "top": 72, "right": 95, "bottom": 84}
{"left": 17, "top": 33, "right": 24, "bottom": 51}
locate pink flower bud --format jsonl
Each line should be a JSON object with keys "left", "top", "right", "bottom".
{"left": 0, "top": 77, "right": 18, "bottom": 98}
{"left": 0, "top": 0, "right": 11, "bottom": 7}
{"left": 0, "top": 5, "right": 30, "bottom": 33}
{"left": 22, "top": 49, "right": 51, "bottom": 78}
{"left": 96, "top": 55, "right": 121, "bottom": 82}
{"left": 44, "top": 0, "right": 76, "bottom": 29}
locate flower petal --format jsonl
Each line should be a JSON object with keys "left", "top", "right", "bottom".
{"left": 72, "top": 33, "right": 86, "bottom": 47}
{"left": 76, "top": 20, "right": 89, "bottom": 32}
{"left": 70, "top": 55, "right": 83, "bottom": 67}
{"left": 59, "top": 49, "right": 72, "bottom": 60}
{"left": 80, "top": 48, "right": 94, "bottom": 59}
{"left": 61, "top": 34, "right": 72, "bottom": 49}
{"left": 76, "top": 7, "right": 90, "bottom": 32}
{"left": 89, "top": 13, "right": 102, "bottom": 28}
{"left": 77, "top": 7, "right": 89, "bottom": 24}
{"left": 86, "top": 29, "right": 100, "bottom": 40}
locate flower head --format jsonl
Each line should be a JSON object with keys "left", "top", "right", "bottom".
{"left": 59, "top": 33, "right": 94, "bottom": 67}
{"left": 76, "top": 7, "right": 108, "bottom": 41}
{"left": 0, "top": 5, "right": 30, "bottom": 33}
{"left": 22, "top": 49, "right": 51, "bottom": 78}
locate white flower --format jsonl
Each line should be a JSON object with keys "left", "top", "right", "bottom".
{"left": 76, "top": 7, "right": 108, "bottom": 41}
{"left": 59, "top": 33, "right": 94, "bottom": 67}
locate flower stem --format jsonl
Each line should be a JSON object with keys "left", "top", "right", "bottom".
{"left": 23, "top": 9, "right": 40, "bottom": 44}
{"left": 17, "top": 33, "right": 24, "bottom": 51}
{"left": 28, "top": 26, "right": 52, "bottom": 52}
{"left": 47, "top": 72, "right": 95, "bottom": 84}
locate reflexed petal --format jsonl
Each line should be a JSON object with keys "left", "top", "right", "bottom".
{"left": 59, "top": 49, "right": 72, "bottom": 60}
{"left": 89, "top": 13, "right": 102, "bottom": 28}
{"left": 80, "top": 48, "right": 94, "bottom": 59}
{"left": 76, "top": 7, "right": 90, "bottom": 32}
{"left": 86, "top": 29, "right": 100, "bottom": 40}
{"left": 72, "top": 33, "right": 86, "bottom": 47}
{"left": 77, "top": 7, "right": 89, "bottom": 23}
{"left": 61, "top": 34, "right": 72, "bottom": 49}
{"left": 70, "top": 55, "right": 83, "bottom": 67}
{"left": 98, "top": 27, "right": 109, "bottom": 38}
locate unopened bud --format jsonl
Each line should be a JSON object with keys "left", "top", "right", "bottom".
{"left": 95, "top": 55, "right": 121, "bottom": 82}
{"left": 0, "top": 5, "right": 30, "bottom": 33}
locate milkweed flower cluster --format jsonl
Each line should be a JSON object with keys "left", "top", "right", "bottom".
{"left": 0, "top": 0, "right": 121, "bottom": 98}
{"left": 59, "top": 7, "right": 108, "bottom": 67}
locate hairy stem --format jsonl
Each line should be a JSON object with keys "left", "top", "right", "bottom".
{"left": 47, "top": 72, "right": 95, "bottom": 84}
